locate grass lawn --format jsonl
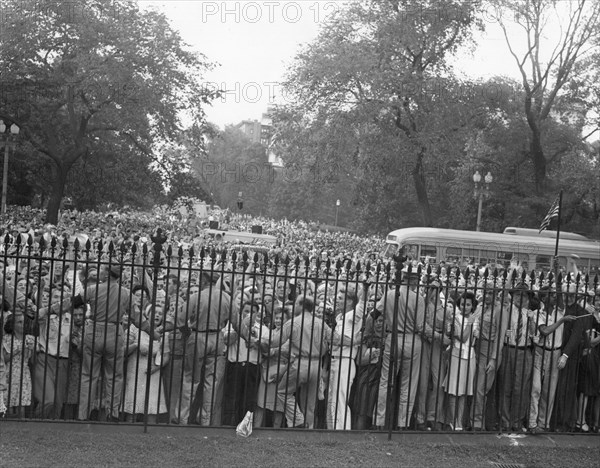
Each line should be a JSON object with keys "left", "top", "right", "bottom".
{"left": 0, "top": 424, "right": 598, "bottom": 467}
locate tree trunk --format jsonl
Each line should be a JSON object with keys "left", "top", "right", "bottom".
{"left": 45, "top": 163, "right": 70, "bottom": 224}
{"left": 530, "top": 130, "right": 547, "bottom": 193}
{"left": 412, "top": 147, "right": 433, "bottom": 227}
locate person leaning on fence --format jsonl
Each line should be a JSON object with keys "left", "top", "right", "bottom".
{"left": 416, "top": 275, "right": 450, "bottom": 432}
{"left": 77, "top": 263, "right": 131, "bottom": 422}
{"left": 350, "top": 308, "right": 385, "bottom": 430}
{"left": 325, "top": 284, "right": 365, "bottom": 430}
{"left": 553, "top": 282, "right": 591, "bottom": 431}
{"left": 527, "top": 284, "right": 575, "bottom": 434}
{"left": 374, "top": 265, "right": 426, "bottom": 430}
{"left": 557, "top": 283, "right": 599, "bottom": 432}
{"left": 31, "top": 288, "right": 77, "bottom": 419}
{"left": 470, "top": 279, "right": 504, "bottom": 431}
{"left": 270, "top": 296, "right": 328, "bottom": 429}
{"left": 443, "top": 291, "right": 478, "bottom": 431}
{"left": 63, "top": 299, "right": 86, "bottom": 420}
{"left": 497, "top": 282, "right": 535, "bottom": 432}
{"left": 174, "top": 271, "right": 230, "bottom": 426}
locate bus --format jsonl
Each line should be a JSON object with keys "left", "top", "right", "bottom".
{"left": 204, "top": 229, "right": 278, "bottom": 246}
{"left": 383, "top": 227, "right": 600, "bottom": 274}
{"left": 502, "top": 227, "right": 591, "bottom": 241}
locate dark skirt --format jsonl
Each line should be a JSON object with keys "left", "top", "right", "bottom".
{"left": 349, "top": 363, "right": 381, "bottom": 420}
{"left": 578, "top": 347, "right": 600, "bottom": 396}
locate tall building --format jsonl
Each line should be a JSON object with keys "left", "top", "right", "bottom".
{"left": 236, "top": 106, "right": 283, "bottom": 167}
{"left": 236, "top": 119, "right": 262, "bottom": 144}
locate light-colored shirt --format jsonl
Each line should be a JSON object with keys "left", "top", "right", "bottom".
{"left": 330, "top": 306, "right": 364, "bottom": 359}
{"left": 533, "top": 304, "right": 565, "bottom": 349}
{"left": 450, "top": 312, "right": 477, "bottom": 360}
{"left": 185, "top": 288, "right": 231, "bottom": 331}
{"left": 85, "top": 281, "right": 130, "bottom": 323}
{"left": 38, "top": 313, "right": 72, "bottom": 358}
{"left": 376, "top": 285, "right": 426, "bottom": 336}
{"left": 271, "top": 312, "right": 327, "bottom": 360}
{"left": 505, "top": 305, "right": 532, "bottom": 347}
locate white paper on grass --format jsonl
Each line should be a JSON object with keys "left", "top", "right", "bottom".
{"left": 236, "top": 411, "right": 253, "bottom": 437}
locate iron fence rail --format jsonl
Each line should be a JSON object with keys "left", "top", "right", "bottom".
{"left": 0, "top": 236, "right": 598, "bottom": 434}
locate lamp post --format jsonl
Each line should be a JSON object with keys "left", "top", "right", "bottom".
{"left": 0, "top": 120, "right": 20, "bottom": 216}
{"left": 334, "top": 199, "right": 340, "bottom": 227}
{"left": 473, "top": 170, "right": 493, "bottom": 232}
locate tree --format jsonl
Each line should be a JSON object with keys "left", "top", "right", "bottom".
{"left": 277, "top": 0, "right": 484, "bottom": 226}
{"left": 0, "top": 0, "right": 216, "bottom": 222}
{"left": 196, "top": 126, "right": 273, "bottom": 215}
{"left": 491, "top": 0, "right": 600, "bottom": 192}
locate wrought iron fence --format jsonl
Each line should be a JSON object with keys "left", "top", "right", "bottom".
{"left": 0, "top": 233, "right": 599, "bottom": 433}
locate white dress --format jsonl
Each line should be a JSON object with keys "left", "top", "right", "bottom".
{"left": 2, "top": 336, "right": 33, "bottom": 407}
{"left": 123, "top": 325, "right": 167, "bottom": 415}
{"left": 444, "top": 313, "right": 477, "bottom": 396}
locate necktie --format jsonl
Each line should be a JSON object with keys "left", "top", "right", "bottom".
{"left": 516, "top": 308, "right": 524, "bottom": 346}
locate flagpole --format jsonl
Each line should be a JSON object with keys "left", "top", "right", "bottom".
{"left": 553, "top": 190, "right": 563, "bottom": 281}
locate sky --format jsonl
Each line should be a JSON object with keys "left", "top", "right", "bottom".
{"left": 138, "top": 1, "right": 592, "bottom": 132}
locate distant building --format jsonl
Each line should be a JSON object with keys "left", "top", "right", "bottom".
{"left": 237, "top": 106, "right": 283, "bottom": 167}
{"left": 236, "top": 119, "right": 262, "bottom": 144}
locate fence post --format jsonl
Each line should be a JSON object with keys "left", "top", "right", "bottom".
{"left": 143, "top": 228, "right": 167, "bottom": 433}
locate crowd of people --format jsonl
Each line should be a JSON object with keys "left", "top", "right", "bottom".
{"left": 0, "top": 205, "right": 599, "bottom": 434}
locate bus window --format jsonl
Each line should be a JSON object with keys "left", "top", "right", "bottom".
{"left": 462, "top": 246, "right": 479, "bottom": 265}
{"left": 535, "top": 255, "right": 552, "bottom": 272}
{"left": 480, "top": 249, "right": 497, "bottom": 265}
{"left": 401, "top": 244, "right": 419, "bottom": 262}
{"left": 514, "top": 253, "right": 529, "bottom": 271}
{"left": 383, "top": 243, "right": 398, "bottom": 257}
{"left": 420, "top": 245, "right": 437, "bottom": 264}
{"left": 445, "top": 247, "right": 462, "bottom": 265}
{"left": 497, "top": 251, "right": 513, "bottom": 268}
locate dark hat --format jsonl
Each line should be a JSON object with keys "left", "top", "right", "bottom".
{"left": 109, "top": 264, "right": 122, "bottom": 277}
{"left": 510, "top": 282, "right": 533, "bottom": 296}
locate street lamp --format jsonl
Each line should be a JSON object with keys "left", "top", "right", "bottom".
{"left": 0, "top": 120, "right": 20, "bottom": 216}
{"left": 334, "top": 199, "right": 340, "bottom": 227}
{"left": 473, "top": 170, "right": 492, "bottom": 232}
{"left": 237, "top": 191, "right": 243, "bottom": 210}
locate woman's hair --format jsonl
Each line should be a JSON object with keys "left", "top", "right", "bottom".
{"left": 370, "top": 309, "right": 382, "bottom": 321}
{"left": 457, "top": 291, "right": 477, "bottom": 312}
{"left": 132, "top": 285, "right": 151, "bottom": 299}
{"left": 3, "top": 313, "right": 14, "bottom": 334}
{"left": 297, "top": 296, "right": 315, "bottom": 313}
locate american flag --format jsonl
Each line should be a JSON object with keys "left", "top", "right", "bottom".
{"left": 539, "top": 194, "right": 560, "bottom": 233}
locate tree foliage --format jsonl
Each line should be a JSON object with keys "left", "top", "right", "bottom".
{"left": 0, "top": 0, "right": 216, "bottom": 222}
{"left": 490, "top": 0, "right": 600, "bottom": 192}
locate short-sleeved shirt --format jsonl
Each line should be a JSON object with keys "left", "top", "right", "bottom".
{"left": 85, "top": 281, "right": 130, "bottom": 323}
{"left": 376, "top": 285, "right": 426, "bottom": 335}
{"left": 533, "top": 304, "right": 565, "bottom": 349}
{"left": 184, "top": 288, "right": 231, "bottom": 331}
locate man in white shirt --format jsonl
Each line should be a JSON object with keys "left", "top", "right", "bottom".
{"left": 528, "top": 285, "right": 576, "bottom": 434}
{"left": 498, "top": 283, "right": 534, "bottom": 432}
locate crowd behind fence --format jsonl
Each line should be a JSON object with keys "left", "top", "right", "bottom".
{"left": 0, "top": 235, "right": 599, "bottom": 434}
